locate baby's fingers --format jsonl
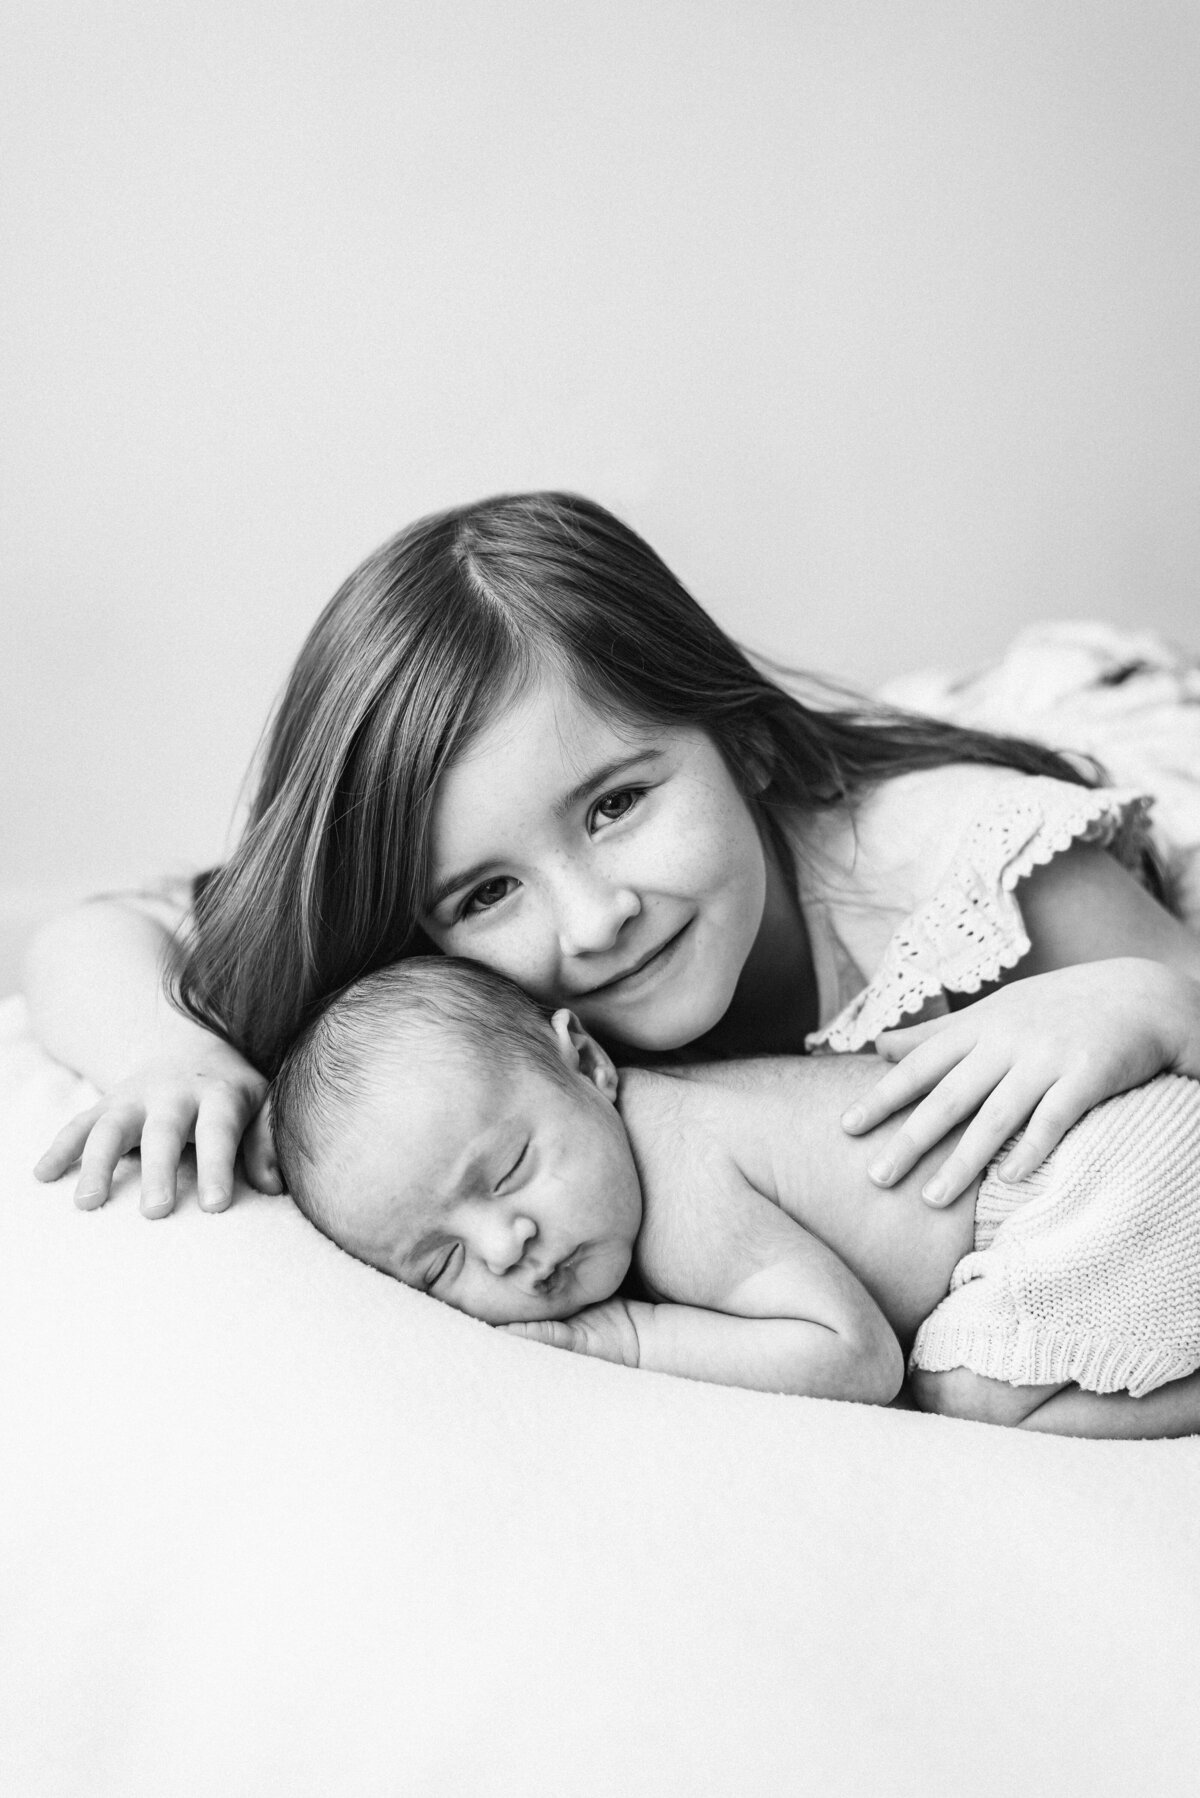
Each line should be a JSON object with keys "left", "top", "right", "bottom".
{"left": 501, "top": 1319, "right": 575, "bottom": 1349}
{"left": 34, "top": 1104, "right": 104, "bottom": 1183}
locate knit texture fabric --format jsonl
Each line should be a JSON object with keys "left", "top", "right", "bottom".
{"left": 910, "top": 1075, "right": 1200, "bottom": 1398}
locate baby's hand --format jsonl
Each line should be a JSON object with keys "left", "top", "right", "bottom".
{"left": 33, "top": 1047, "right": 280, "bottom": 1218}
{"left": 501, "top": 1297, "right": 642, "bottom": 1368}
{"left": 841, "top": 958, "right": 1196, "bottom": 1207}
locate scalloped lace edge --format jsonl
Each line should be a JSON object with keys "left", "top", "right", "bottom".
{"left": 807, "top": 787, "right": 1152, "bottom": 1054}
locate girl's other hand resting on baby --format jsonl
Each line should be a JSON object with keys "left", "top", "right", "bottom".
{"left": 845, "top": 957, "right": 1200, "bottom": 1208}
{"left": 843, "top": 840, "right": 1200, "bottom": 1208}
{"left": 34, "top": 1048, "right": 278, "bottom": 1218}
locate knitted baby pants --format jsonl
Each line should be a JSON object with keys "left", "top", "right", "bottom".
{"left": 909, "top": 1074, "right": 1200, "bottom": 1397}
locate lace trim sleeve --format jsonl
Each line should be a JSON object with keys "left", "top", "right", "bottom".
{"left": 806, "top": 779, "right": 1154, "bottom": 1054}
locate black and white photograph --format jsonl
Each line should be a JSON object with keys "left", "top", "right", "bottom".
{"left": 3, "top": 4, "right": 1200, "bottom": 1794}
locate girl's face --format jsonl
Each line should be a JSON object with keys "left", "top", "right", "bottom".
{"left": 420, "top": 674, "right": 769, "bottom": 1051}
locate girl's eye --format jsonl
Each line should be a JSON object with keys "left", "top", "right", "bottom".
{"left": 590, "top": 787, "right": 642, "bottom": 829}
{"left": 462, "top": 875, "right": 516, "bottom": 917}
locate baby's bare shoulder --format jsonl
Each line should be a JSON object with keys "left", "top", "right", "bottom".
{"left": 616, "top": 1070, "right": 752, "bottom": 1298}
{"left": 616, "top": 1067, "right": 733, "bottom": 1188}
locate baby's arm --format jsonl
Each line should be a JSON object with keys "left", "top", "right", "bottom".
{"left": 25, "top": 898, "right": 277, "bottom": 1214}
{"left": 508, "top": 1174, "right": 904, "bottom": 1404}
{"left": 847, "top": 843, "right": 1200, "bottom": 1205}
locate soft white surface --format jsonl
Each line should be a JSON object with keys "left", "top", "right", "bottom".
{"left": 3, "top": 995, "right": 1200, "bottom": 1798}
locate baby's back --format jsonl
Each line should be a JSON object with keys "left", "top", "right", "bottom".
{"left": 618, "top": 1056, "right": 978, "bottom": 1347}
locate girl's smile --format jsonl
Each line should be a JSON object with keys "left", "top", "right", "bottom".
{"left": 420, "top": 675, "right": 778, "bottom": 1051}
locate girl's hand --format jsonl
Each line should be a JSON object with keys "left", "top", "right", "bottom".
{"left": 842, "top": 958, "right": 1199, "bottom": 1208}
{"left": 33, "top": 1049, "right": 281, "bottom": 1218}
{"left": 501, "top": 1298, "right": 642, "bottom": 1368}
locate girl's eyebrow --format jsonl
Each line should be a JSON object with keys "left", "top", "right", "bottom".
{"left": 426, "top": 748, "right": 666, "bottom": 913}
{"left": 555, "top": 747, "right": 665, "bottom": 817}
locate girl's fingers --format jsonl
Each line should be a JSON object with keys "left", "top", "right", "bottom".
{"left": 137, "top": 1116, "right": 192, "bottom": 1219}
{"left": 193, "top": 1100, "right": 247, "bottom": 1212}
{"left": 845, "top": 1033, "right": 973, "bottom": 1140}
{"left": 241, "top": 1102, "right": 283, "bottom": 1195}
{"left": 73, "top": 1112, "right": 145, "bottom": 1211}
{"left": 849, "top": 1042, "right": 978, "bottom": 1150}
{"left": 917, "top": 1071, "right": 1049, "bottom": 1206}
{"left": 871, "top": 1018, "right": 952, "bottom": 1062}
{"left": 34, "top": 1104, "right": 105, "bottom": 1181}
{"left": 866, "top": 1054, "right": 1005, "bottom": 1187}
{"left": 999, "top": 1078, "right": 1091, "bottom": 1184}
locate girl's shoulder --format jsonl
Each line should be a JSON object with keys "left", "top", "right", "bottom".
{"left": 804, "top": 763, "right": 1149, "bottom": 904}
{"left": 796, "top": 765, "right": 1153, "bottom": 1052}
{"left": 104, "top": 871, "right": 200, "bottom": 944}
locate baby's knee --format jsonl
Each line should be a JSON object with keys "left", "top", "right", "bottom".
{"left": 909, "top": 1365, "right": 1044, "bottom": 1427}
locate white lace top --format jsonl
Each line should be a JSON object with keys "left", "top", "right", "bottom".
{"left": 797, "top": 765, "right": 1153, "bottom": 1054}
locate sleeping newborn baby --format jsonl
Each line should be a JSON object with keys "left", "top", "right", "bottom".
{"left": 271, "top": 957, "right": 1200, "bottom": 1437}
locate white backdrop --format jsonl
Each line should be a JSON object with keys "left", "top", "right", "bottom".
{"left": 3, "top": 1, "right": 1199, "bottom": 970}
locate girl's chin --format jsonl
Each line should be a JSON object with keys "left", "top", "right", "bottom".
{"left": 590, "top": 995, "right": 731, "bottom": 1054}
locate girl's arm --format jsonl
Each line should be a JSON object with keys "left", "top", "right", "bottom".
{"left": 504, "top": 1184, "right": 905, "bottom": 1403}
{"left": 844, "top": 843, "right": 1200, "bottom": 1206}
{"left": 24, "top": 899, "right": 279, "bottom": 1216}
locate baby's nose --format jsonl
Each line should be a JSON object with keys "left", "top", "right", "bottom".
{"left": 480, "top": 1212, "right": 537, "bottom": 1277}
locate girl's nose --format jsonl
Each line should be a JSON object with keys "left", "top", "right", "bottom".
{"left": 477, "top": 1210, "right": 537, "bottom": 1278}
{"left": 553, "top": 864, "right": 640, "bottom": 960}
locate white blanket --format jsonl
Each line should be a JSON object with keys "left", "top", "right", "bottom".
{"left": 5, "top": 622, "right": 1200, "bottom": 1797}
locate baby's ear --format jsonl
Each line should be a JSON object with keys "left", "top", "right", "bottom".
{"left": 548, "top": 1010, "right": 620, "bottom": 1102}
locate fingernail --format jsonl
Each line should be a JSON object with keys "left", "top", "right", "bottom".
{"left": 868, "top": 1156, "right": 895, "bottom": 1186}
{"left": 999, "top": 1156, "right": 1022, "bottom": 1184}
{"left": 922, "top": 1176, "right": 947, "bottom": 1206}
{"left": 842, "top": 1106, "right": 865, "bottom": 1132}
{"left": 75, "top": 1187, "right": 103, "bottom": 1210}
{"left": 201, "top": 1187, "right": 230, "bottom": 1212}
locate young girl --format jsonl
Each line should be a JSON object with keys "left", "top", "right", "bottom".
{"left": 27, "top": 491, "right": 1200, "bottom": 1221}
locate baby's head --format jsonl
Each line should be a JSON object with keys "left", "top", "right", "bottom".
{"left": 270, "top": 958, "right": 643, "bottom": 1323}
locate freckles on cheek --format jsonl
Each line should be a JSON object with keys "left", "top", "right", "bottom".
{"left": 454, "top": 928, "right": 561, "bottom": 1005}
{"left": 678, "top": 792, "right": 757, "bottom": 887}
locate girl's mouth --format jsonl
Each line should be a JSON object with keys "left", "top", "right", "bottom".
{"left": 583, "top": 920, "right": 692, "bottom": 999}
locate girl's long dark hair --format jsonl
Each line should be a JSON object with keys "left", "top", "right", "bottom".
{"left": 178, "top": 491, "right": 1104, "bottom": 1075}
